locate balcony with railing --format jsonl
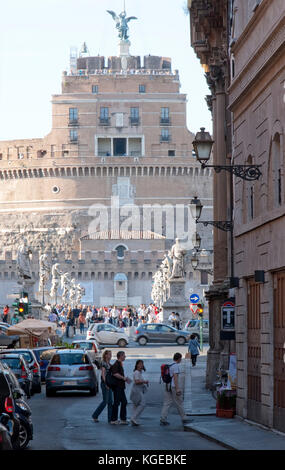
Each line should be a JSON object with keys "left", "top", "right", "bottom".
{"left": 68, "top": 119, "right": 79, "bottom": 127}
{"left": 129, "top": 116, "right": 140, "bottom": 126}
{"left": 160, "top": 117, "right": 171, "bottom": 126}
{"left": 99, "top": 117, "right": 111, "bottom": 126}
{"left": 160, "top": 134, "right": 171, "bottom": 143}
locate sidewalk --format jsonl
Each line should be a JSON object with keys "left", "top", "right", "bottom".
{"left": 183, "top": 354, "right": 285, "bottom": 450}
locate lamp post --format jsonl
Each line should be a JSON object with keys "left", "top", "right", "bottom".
{"left": 190, "top": 196, "right": 233, "bottom": 232}
{"left": 192, "top": 127, "right": 262, "bottom": 181}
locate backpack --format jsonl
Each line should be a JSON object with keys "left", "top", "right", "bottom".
{"left": 105, "top": 367, "right": 118, "bottom": 390}
{"left": 160, "top": 363, "right": 175, "bottom": 384}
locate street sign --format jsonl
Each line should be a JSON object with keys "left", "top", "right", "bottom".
{"left": 190, "top": 304, "right": 200, "bottom": 315}
{"left": 221, "top": 300, "right": 235, "bottom": 330}
{"left": 190, "top": 293, "right": 200, "bottom": 303}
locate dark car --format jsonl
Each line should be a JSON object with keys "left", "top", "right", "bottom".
{"left": 33, "top": 346, "right": 65, "bottom": 382}
{"left": 0, "top": 354, "right": 33, "bottom": 398}
{"left": 2, "top": 349, "right": 41, "bottom": 394}
{"left": 134, "top": 323, "right": 190, "bottom": 346}
{"left": 0, "top": 362, "right": 33, "bottom": 449}
{"left": 0, "top": 368, "right": 20, "bottom": 450}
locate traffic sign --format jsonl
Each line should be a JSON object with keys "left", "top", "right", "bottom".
{"left": 190, "top": 293, "right": 200, "bottom": 303}
{"left": 190, "top": 304, "right": 200, "bottom": 315}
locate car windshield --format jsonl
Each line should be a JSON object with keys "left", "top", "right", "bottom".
{"left": 188, "top": 320, "right": 197, "bottom": 327}
{"left": 15, "top": 352, "right": 32, "bottom": 363}
{"left": 38, "top": 349, "right": 58, "bottom": 361}
{"left": 0, "top": 357, "right": 21, "bottom": 369}
{"left": 74, "top": 343, "right": 92, "bottom": 350}
{"left": 50, "top": 353, "right": 90, "bottom": 365}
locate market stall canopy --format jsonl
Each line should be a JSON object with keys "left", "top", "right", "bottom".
{"left": 7, "top": 319, "right": 57, "bottom": 337}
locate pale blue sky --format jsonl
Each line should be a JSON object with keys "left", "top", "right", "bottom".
{"left": 0, "top": 0, "right": 212, "bottom": 141}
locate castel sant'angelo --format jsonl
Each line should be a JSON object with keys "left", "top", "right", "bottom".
{"left": 0, "top": 8, "right": 213, "bottom": 307}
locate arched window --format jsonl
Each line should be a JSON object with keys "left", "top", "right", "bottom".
{"left": 115, "top": 245, "right": 127, "bottom": 259}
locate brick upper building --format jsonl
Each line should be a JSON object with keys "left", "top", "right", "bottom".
{"left": 0, "top": 30, "right": 213, "bottom": 308}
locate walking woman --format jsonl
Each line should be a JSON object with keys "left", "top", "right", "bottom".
{"left": 188, "top": 334, "right": 201, "bottom": 366}
{"left": 130, "top": 360, "right": 149, "bottom": 426}
{"left": 92, "top": 350, "right": 113, "bottom": 423}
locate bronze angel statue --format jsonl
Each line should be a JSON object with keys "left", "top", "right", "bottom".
{"left": 107, "top": 9, "right": 137, "bottom": 41}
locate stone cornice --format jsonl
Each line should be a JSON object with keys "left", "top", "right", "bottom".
{"left": 0, "top": 163, "right": 212, "bottom": 180}
{"left": 228, "top": 14, "right": 285, "bottom": 109}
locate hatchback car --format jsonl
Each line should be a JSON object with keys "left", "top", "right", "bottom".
{"left": 184, "top": 319, "right": 209, "bottom": 342}
{"left": 2, "top": 349, "right": 41, "bottom": 394}
{"left": 0, "top": 354, "right": 33, "bottom": 398}
{"left": 134, "top": 323, "right": 190, "bottom": 346}
{"left": 33, "top": 347, "right": 66, "bottom": 381}
{"left": 86, "top": 323, "right": 129, "bottom": 347}
{"left": 45, "top": 349, "right": 98, "bottom": 397}
{"left": 72, "top": 340, "right": 102, "bottom": 367}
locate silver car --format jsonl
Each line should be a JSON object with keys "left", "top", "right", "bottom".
{"left": 184, "top": 319, "right": 209, "bottom": 342}
{"left": 134, "top": 323, "right": 190, "bottom": 346}
{"left": 45, "top": 349, "right": 98, "bottom": 397}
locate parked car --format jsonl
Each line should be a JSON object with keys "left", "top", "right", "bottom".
{"left": 184, "top": 319, "right": 209, "bottom": 342}
{"left": 0, "top": 361, "right": 33, "bottom": 449}
{"left": 0, "top": 367, "right": 20, "bottom": 450}
{"left": 1, "top": 349, "right": 41, "bottom": 394}
{"left": 134, "top": 323, "right": 190, "bottom": 346}
{"left": 0, "top": 354, "right": 33, "bottom": 398}
{"left": 86, "top": 323, "right": 129, "bottom": 347}
{"left": 33, "top": 346, "right": 65, "bottom": 382}
{"left": 72, "top": 340, "right": 102, "bottom": 367}
{"left": 45, "top": 349, "right": 98, "bottom": 397}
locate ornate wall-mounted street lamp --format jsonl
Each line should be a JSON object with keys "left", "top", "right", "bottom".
{"left": 190, "top": 196, "right": 233, "bottom": 232}
{"left": 192, "top": 127, "right": 262, "bottom": 181}
{"left": 190, "top": 251, "right": 213, "bottom": 276}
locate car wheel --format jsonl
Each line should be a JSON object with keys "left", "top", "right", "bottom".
{"left": 117, "top": 339, "right": 127, "bottom": 348}
{"left": 46, "top": 389, "right": 56, "bottom": 397}
{"left": 138, "top": 336, "right": 148, "bottom": 346}
{"left": 176, "top": 336, "right": 186, "bottom": 345}
{"left": 89, "top": 387, "right": 97, "bottom": 396}
{"left": 18, "top": 421, "right": 30, "bottom": 450}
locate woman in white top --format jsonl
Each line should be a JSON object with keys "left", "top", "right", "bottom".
{"left": 130, "top": 360, "right": 149, "bottom": 426}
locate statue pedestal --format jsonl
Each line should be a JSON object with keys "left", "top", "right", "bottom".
{"left": 162, "top": 278, "right": 190, "bottom": 324}
{"left": 118, "top": 40, "right": 130, "bottom": 57}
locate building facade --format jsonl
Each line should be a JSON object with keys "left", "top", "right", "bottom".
{"left": 189, "top": 0, "right": 285, "bottom": 432}
{"left": 0, "top": 28, "right": 213, "bottom": 310}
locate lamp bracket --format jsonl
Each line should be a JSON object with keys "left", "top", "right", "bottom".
{"left": 201, "top": 164, "right": 262, "bottom": 181}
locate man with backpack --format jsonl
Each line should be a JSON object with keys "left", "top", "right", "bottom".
{"left": 160, "top": 352, "right": 188, "bottom": 426}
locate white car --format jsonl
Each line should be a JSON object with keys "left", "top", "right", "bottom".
{"left": 86, "top": 323, "right": 129, "bottom": 347}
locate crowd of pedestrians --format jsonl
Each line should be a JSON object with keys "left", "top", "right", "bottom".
{"left": 91, "top": 349, "right": 189, "bottom": 427}
{"left": 46, "top": 303, "right": 183, "bottom": 338}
